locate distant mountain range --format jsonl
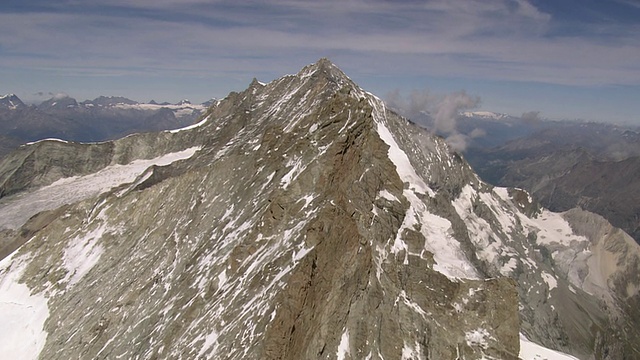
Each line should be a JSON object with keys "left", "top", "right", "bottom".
{"left": 455, "top": 113, "right": 640, "bottom": 245}
{"left": 0, "top": 94, "right": 213, "bottom": 158}
{"left": 461, "top": 110, "right": 510, "bottom": 121}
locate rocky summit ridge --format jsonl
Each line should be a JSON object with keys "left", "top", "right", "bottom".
{"left": 0, "top": 59, "right": 639, "bottom": 359}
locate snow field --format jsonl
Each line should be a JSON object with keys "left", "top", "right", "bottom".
{"left": 519, "top": 334, "right": 579, "bottom": 360}
{"left": 0, "top": 146, "right": 201, "bottom": 230}
{"left": 0, "top": 253, "right": 49, "bottom": 360}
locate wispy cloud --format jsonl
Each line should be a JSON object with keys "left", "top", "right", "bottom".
{"left": 1, "top": 0, "right": 640, "bottom": 121}
{"left": 612, "top": 0, "right": 640, "bottom": 9}
{"left": 2, "top": 0, "right": 638, "bottom": 87}
{"left": 386, "top": 88, "right": 480, "bottom": 152}
{"left": 521, "top": 111, "right": 542, "bottom": 123}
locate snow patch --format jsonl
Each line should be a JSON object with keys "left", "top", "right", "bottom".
{"left": 375, "top": 120, "right": 434, "bottom": 196}
{"left": 168, "top": 116, "right": 210, "bottom": 133}
{"left": 520, "top": 209, "right": 588, "bottom": 247}
{"left": 0, "top": 254, "right": 49, "bottom": 360}
{"left": 401, "top": 341, "right": 423, "bottom": 359}
{"left": 500, "top": 258, "right": 519, "bottom": 274}
{"left": 422, "top": 210, "right": 478, "bottom": 279}
{"left": 336, "top": 329, "right": 350, "bottom": 360}
{"left": 452, "top": 185, "right": 523, "bottom": 276}
{"left": 519, "top": 333, "right": 579, "bottom": 360}
{"left": 377, "top": 189, "right": 399, "bottom": 203}
{"left": 298, "top": 194, "right": 315, "bottom": 210}
{"left": 24, "top": 138, "right": 70, "bottom": 145}
{"left": 541, "top": 272, "right": 558, "bottom": 291}
{"left": 280, "top": 157, "right": 305, "bottom": 189}
{"left": 62, "top": 224, "right": 107, "bottom": 286}
{"left": 465, "top": 328, "right": 493, "bottom": 349}
{"left": 293, "top": 245, "right": 313, "bottom": 262}
{"left": 196, "top": 330, "right": 219, "bottom": 358}
{"left": 217, "top": 271, "right": 227, "bottom": 289}
{"left": 401, "top": 187, "right": 479, "bottom": 279}
{"left": 478, "top": 189, "right": 516, "bottom": 234}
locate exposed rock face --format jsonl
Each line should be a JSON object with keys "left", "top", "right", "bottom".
{"left": 0, "top": 59, "right": 639, "bottom": 359}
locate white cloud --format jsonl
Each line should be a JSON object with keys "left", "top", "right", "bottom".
{"left": 613, "top": 0, "right": 640, "bottom": 9}
{"left": 385, "top": 88, "right": 481, "bottom": 152}
{"left": 514, "top": 0, "right": 552, "bottom": 22}
{"left": 445, "top": 132, "right": 471, "bottom": 152}
{"left": 521, "top": 111, "right": 542, "bottom": 123}
{"left": 2, "top": 0, "right": 638, "bottom": 88}
{"left": 51, "top": 92, "right": 70, "bottom": 100}
{"left": 1, "top": 0, "right": 640, "bottom": 120}
{"left": 469, "top": 128, "right": 487, "bottom": 138}
{"left": 434, "top": 91, "right": 480, "bottom": 134}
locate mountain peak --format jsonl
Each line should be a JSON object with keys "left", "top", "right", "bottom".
{"left": 84, "top": 96, "right": 138, "bottom": 107}
{"left": 296, "top": 58, "right": 353, "bottom": 86}
{"left": 313, "top": 57, "right": 334, "bottom": 69}
{"left": 0, "top": 93, "right": 25, "bottom": 110}
{"left": 249, "top": 77, "right": 264, "bottom": 88}
{"left": 38, "top": 95, "right": 78, "bottom": 110}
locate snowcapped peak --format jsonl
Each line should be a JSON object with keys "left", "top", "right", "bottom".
{"left": 461, "top": 111, "right": 509, "bottom": 120}
{"left": 85, "top": 96, "right": 138, "bottom": 107}
{"left": 0, "top": 93, "right": 25, "bottom": 110}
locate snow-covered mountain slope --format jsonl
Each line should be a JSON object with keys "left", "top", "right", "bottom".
{"left": 0, "top": 94, "right": 26, "bottom": 110}
{"left": 0, "top": 59, "right": 638, "bottom": 359}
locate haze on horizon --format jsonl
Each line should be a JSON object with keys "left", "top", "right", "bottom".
{"left": 1, "top": 0, "right": 640, "bottom": 125}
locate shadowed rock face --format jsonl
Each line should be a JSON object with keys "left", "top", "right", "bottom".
{"left": 0, "top": 59, "right": 639, "bottom": 359}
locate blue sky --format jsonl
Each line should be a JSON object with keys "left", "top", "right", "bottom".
{"left": 1, "top": 0, "right": 639, "bottom": 124}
